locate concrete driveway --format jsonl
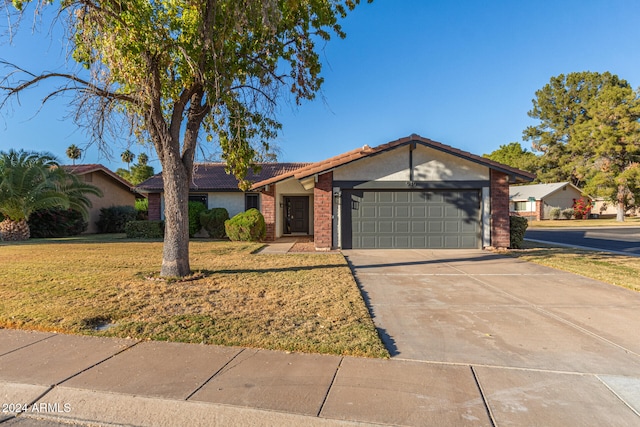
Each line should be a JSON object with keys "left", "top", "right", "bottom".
{"left": 344, "top": 249, "right": 640, "bottom": 425}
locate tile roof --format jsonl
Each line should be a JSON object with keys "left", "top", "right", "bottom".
{"left": 62, "top": 164, "right": 134, "bottom": 190}
{"left": 250, "top": 134, "right": 536, "bottom": 189}
{"left": 136, "top": 163, "right": 311, "bottom": 192}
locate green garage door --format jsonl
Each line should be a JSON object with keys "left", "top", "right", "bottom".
{"left": 349, "top": 190, "right": 480, "bottom": 249}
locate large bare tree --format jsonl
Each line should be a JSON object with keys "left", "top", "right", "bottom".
{"left": 1, "top": 0, "right": 368, "bottom": 276}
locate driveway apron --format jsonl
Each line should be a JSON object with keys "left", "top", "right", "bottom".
{"left": 344, "top": 249, "right": 640, "bottom": 425}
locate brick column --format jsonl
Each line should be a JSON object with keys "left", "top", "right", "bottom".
{"left": 314, "top": 172, "right": 333, "bottom": 250}
{"left": 536, "top": 200, "right": 543, "bottom": 220}
{"left": 148, "top": 193, "right": 161, "bottom": 220}
{"left": 261, "top": 184, "right": 276, "bottom": 241}
{"left": 490, "top": 170, "right": 510, "bottom": 248}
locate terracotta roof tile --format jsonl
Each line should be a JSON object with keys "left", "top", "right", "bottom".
{"left": 136, "top": 163, "right": 311, "bottom": 193}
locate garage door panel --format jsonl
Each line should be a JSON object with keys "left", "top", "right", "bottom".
{"left": 411, "top": 206, "right": 426, "bottom": 217}
{"left": 395, "top": 236, "right": 411, "bottom": 248}
{"left": 349, "top": 190, "right": 480, "bottom": 249}
{"left": 379, "top": 221, "right": 393, "bottom": 233}
{"left": 396, "top": 221, "right": 409, "bottom": 233}
{"left": 395, "top": 192, "right": 410, "bottom": 203}
{"left": 445, "top": 221, "right": 460, "bottom": 233}
{"left": 428, "top": 206, "right": 444, "bottom": 218}
{"left": 361, "top": 221, "right": 376, "bottom": 233}
{"left": 461, "top": 221, "right": 477, "bottom": 232}
{"left": 412, "top": 222, "right": 426, "bottom": 233}
{"left": 395, "top": 206, "right": 410, "bottom": 217}
{"left": 379, "top": 206, "right": 393, "bottom": 217}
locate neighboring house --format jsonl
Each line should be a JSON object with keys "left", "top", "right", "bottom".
{"left": 592, "top": 198, "right": 640, "bottom": 217}
{"left": 136, "top": 163, "right": 311, "bottom": 221}
{"left": 509, "top": 182, "right": 587, "bottom": 220}
{"left": 138, "top": 134, "right": 534, "bottom": 249}
{"left": 63, "top": 164, "right": 137, "bottom": 233}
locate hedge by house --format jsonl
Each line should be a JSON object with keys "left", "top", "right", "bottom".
{"left": 96, "top": 206, "right": 137, "bottom": 233}
{"left": 188, "top": 201, "right": 207, "bottom": 237}
{"left": 28, "top": 208, "right": 87, "bottom": 238}
{"left": 124, "top": 220, "right": 164, "bottom": 238}
{"left": 225, "top": 208, "right": 266, "bottom": 242}
{"left": 510, "top": 215, "right": 528, "bottom": 249}
{"left": 200, "top": 207, "right": 229, "bottom": 238}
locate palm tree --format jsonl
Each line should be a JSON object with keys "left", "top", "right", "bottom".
{"left": 0, "top": 150, "right": 102, "bottom": 241}
{"left": 66, "top": 144, "right": 82, "bottom": 165}
{"left": 137, "top": 152, "right": 149, "bottom": 166}
{"left": 121, "top": 149, "right": 135, "bottom": 171}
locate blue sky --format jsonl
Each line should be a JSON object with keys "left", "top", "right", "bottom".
{"left": 2, "top": 1, "right": 640, "bottom": 172}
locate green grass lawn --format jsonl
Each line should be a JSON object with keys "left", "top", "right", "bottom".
{"left": 0, "top": 237, "right": 388, "bottom": 358}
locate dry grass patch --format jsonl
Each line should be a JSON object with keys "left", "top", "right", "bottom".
{"left": 527, "top": 217, "right": 640, "bottom": 228}
{"left": 504, "top": 241, "right": 640, "bottom": 292}
{"left": 0, "top": 239, "right": 388, "bottom": 358}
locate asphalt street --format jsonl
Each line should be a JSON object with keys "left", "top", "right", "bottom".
{"left": 525, "top": 226, "right": 640, "bottom": 255}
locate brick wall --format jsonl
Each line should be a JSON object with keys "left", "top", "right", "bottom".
{"left": 490, "top": 170, "right": 510, "bottom": 248}
{"left": 314, "top": 172, "right": 333, "bottom": 250}
{"left": 148, "top": 193, "right": 161, "bottom": 220}
{"left": 261, "top": 184, "right": 276, "bottom": 241}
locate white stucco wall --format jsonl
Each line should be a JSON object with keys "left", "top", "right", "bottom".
{"left": 334, "top": 147, "right": 410, "bottom": 181}
{"left": 206, "top": 192, "right": 246, "bottom": 217}
{"left": 412, "top": 145, "right": 489, "bottom": 181}
{"left": 159, "top": 192, "right": 246, "bottom": 220}
{"left": 333, "top": 144, "right": 489, "bottom": 182}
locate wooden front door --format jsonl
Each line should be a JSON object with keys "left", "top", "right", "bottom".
{"left": 284, "top": 196, "right": 309, "bottom": 234}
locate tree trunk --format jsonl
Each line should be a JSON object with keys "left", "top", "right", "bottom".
{"left": 616, "top": 186, "right": 626, "bottom": 222}
{"left": 616, "top": 200, "right": 625, "bottom": 222}
{"left": 160, "top": 153, "right": 191, "bottom": 277}
{"left": 0, "top": 219, "right": 30, "bottom": 241}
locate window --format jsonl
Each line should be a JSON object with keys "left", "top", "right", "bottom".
{"left": 513, "top": 201, "right": 528, "bottom": 211}
{"left": 245, "top": 193, "right": 259, "bottom": 211}
{"left": 188, "top": 194, "right": 208, "bottom": 207}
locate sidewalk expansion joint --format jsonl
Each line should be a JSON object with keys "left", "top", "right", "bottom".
{"left": 470, "top": 365, "right": 496, "bottom": 427}
{"left": 55, "top": 339, "right": 142, "bottom": 387}
{"left": 185, "top": 348, "right": 246, "bottom": 401}
{"left": 316, "top": 356, "right": 343, "bottom": 418}
{"left": 596, "top": 375, "right": 640, "bottom": 418}
{"left": 0, "top": 332, "right": 57, "bottom": 358}
{"left": 0, "top": 385, "right": 54, "bottom": 425}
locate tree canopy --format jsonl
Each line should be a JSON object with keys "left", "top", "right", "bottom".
{"left": 483, "top": 142, "right": 538, "bottom": 174}
{"left": 523, "top": 71, "right": 640, "bottom": 220}
{"left": 2, "top": 0, "right": 369, "bottom": 275}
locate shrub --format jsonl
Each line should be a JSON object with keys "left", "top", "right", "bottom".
{"left": 225, "top": 208, "right": 266, "bottom": 242}
{"left": 125, "top": 220, "right": 164, "bottom": 238}
{"left": 188, "top": 201, "right": 207, "bottom": 237}
{"left": 96, "top": 206, "right": 137, "bottom": 233}
{"left": 561, "top": 208, "right": 574, "bottom": 220}
{"left": 509, "top": 215, "right": 528, "bottom": 249}
{"left": 572, "top": 198, "right": 592, "bottom": 219}
{"left": 200, "top": 208, "right": 229, "bottom": 238}
{"left": 29, "top": 208, "right": 87, "bottom": 238}
{"left": 135, "top": 198, "right": 149, "bottom": 220}
{"left": 549, "top": 207, "right": 562, "bottom": 220}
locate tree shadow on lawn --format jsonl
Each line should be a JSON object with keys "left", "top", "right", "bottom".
{"left": 202, "top": 264, "right": 348, "bottom": 274}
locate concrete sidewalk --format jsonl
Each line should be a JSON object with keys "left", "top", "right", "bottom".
{"left": 1, "top": 329, "right": 491, "bottom": 426}
{"left": 2, "top": 329, "right": 640, "bottom": 426}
